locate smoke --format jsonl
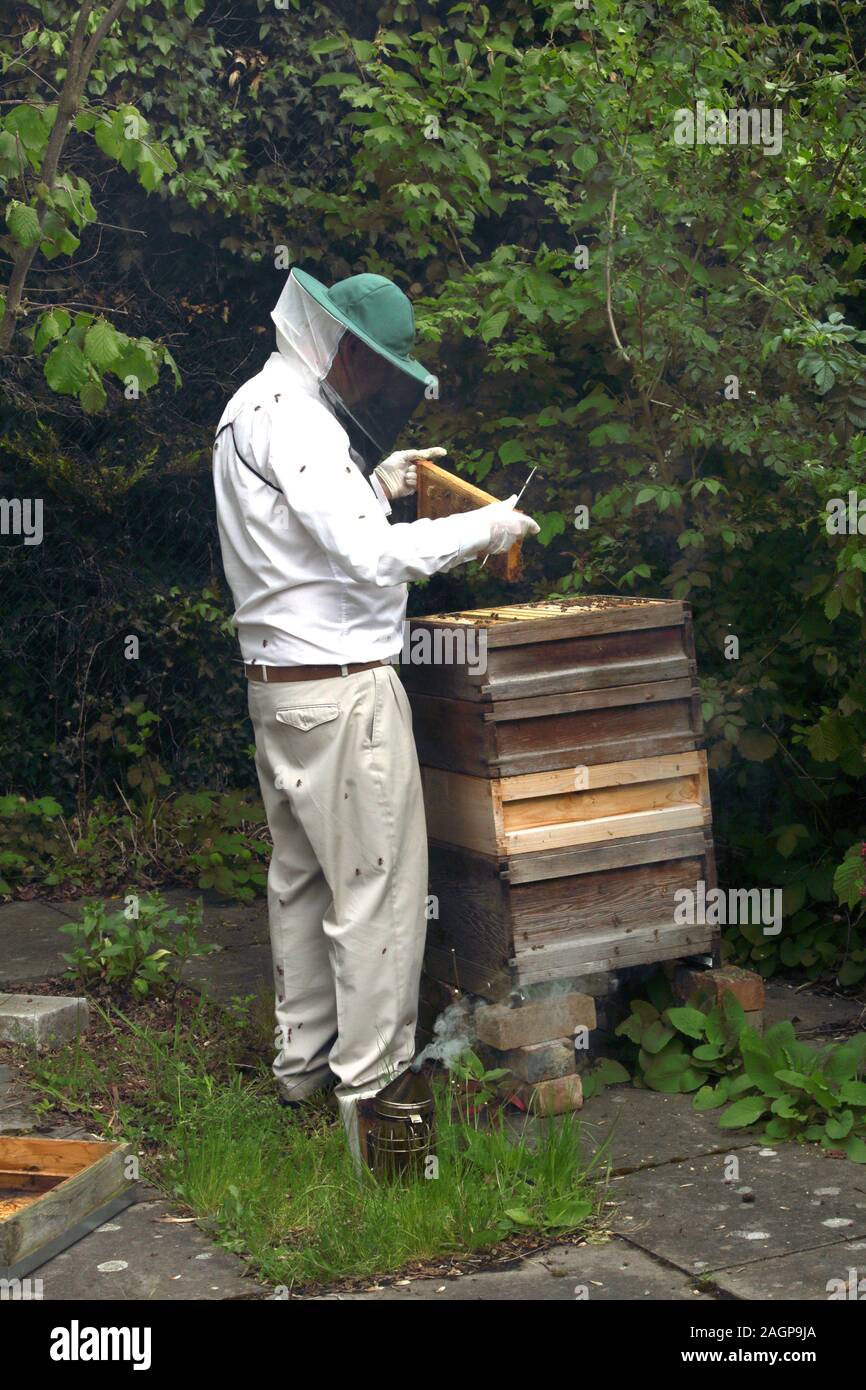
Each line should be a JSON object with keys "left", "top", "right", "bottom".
{"left": 412, "top": 996, "right": 477, "bottom": 1072}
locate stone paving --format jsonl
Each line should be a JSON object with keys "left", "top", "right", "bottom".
{"left": 2, "top": 894, "right": 865, "bottom": 1302}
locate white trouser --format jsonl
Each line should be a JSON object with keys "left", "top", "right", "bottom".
{"left": 247, "top": 664, "right": 428, "bottom": 1161}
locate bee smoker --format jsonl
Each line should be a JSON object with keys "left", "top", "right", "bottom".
{"left": 366, "top": 1067, "right": 435, "bottom": 1179}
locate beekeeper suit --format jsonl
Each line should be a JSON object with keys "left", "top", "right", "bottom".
{"left": 213, "top": 268, "right": 538, "bottom": 1162}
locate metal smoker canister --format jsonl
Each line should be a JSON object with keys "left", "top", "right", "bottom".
{"left": 367, "top": 1068, "right": 435, "bottom": 1179}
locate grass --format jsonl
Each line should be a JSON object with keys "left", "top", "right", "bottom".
{"left": 23, "top": 992, "right": 607, "bottom": 1292}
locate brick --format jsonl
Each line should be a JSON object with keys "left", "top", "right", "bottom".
{"left": 674, "top": 965, "right": 764, "bottom": 1014}
{"left": 514, "top": 1074, "right": 584, "bottom": 1117}
{"left": 481, "top": 1037, "right": 575, "bottom": 1085}
{"left": 744, "top": 1008, "right": 764, "bottom": 1036}
{"left": 0, "top": 993, "right": 89, "bottom": 1047}
{"left": 475, "top": 993, "right": 596, "bottom": 1051}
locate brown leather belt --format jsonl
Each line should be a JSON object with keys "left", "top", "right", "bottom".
{"left": 245, "top": 659, "right": 388, "bottom": 683}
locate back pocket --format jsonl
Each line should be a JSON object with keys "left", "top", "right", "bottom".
{"left": 275, "top": 705, "right": 339, "bottom": 732}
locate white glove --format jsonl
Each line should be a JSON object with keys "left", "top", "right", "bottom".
{"left": 374, "top": 446, "right": 447, "bottom": 500}
{"left": 474, "top": 494, "right": 541, "bottom": 555}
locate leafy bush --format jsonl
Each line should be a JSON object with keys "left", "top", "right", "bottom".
{"left": 0, "top": 790, "right": 269, "bottom": 902}
{"left": 615, "top": 989, "right": 866, "bottom": 1163}
{"left": 60, "top": 891, "right": 215, "bottom": 999}
{"left": 615, "top": 993, "right": 748, "bottom": 1097}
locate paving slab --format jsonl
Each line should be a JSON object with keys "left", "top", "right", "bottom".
{"left": 34, "top": 1190, "right": 266, "bottom": 1301}
{"left": 50, "top": 891, "right": 270, "bottom": 952}
{"left": 710, "top": 1238, "right": 866, "bottom": 1300}
{"left": 764, "top": 980, "right": 865, "bottom": 1035}
{"left": 0, "top": 901, "right": 74, "bottom": 983}
{"left": 314, "top": 1237, "right": 713, "bottom": 1301}
{"left": 611, "top": 1141, "right": 866, "bottom": 1277}
{"left": 183, "top": 942, "right": 272, "bottom": 1002}
{"left": 573, "top": 1087, "right": 755, "bottom": 1172}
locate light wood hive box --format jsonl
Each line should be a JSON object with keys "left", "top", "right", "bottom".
{"left": 403, "top": 597, "right": 718, "bottom": 1000}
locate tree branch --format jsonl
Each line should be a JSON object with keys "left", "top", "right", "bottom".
{"left": 0, "top": 0, "right": 130, "bottom": 352}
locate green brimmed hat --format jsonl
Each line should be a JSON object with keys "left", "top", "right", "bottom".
{"left": 290, "top": 267, "right": 431, "bottom": 386}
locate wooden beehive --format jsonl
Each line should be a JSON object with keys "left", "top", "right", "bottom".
{"left": 0, "top": 1136, "right": 136, "bottom": 1279}
{"left": 404, "top": 597, "right": 718, "bottom": 999}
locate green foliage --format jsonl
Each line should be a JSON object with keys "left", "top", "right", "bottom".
{"left": 28, "top": 1012, "right": 600, "bottom": 1284}
{"left": 2, "top": 0, "right": 866, "bottom": 983}
{"left": 580, "top": 1056, "right": 630, "bottom": 1100}
{"left": 448, "top": 1047, "right": 511, "bottom": 1109}
{"left": 616, "top": 989, "right": 866, "bottom": 1161}
{"left": 59, "top": 891, "right": 215, "bottom": 999}
{"left": 615, "top": 991, "right": 747, "bottom": 1096}
{"left": 0, "top": 790, "right": 269, "bottom": 903}
{"left": 726, "top": 1022, "right": 866, "bottom": 1162}
{"left": 0, "top": 794, "right": 64, "bottom": 895}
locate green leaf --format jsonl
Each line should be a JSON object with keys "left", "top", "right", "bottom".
{"left": 503, "top": 1206, "right": 535, "bottom": 1226}
{"left": 693, "top": 1080, "right": 730, "bottom": 1111}
{"left": 665, "top": 1006, "right": 707, "bottom": 1040}
{"left": 737, "top": 730, "right": 776, "bottom": 762}
{"left": 34, "top": 307, "right": 71, "bottom": 354}
{"left": 6, "top": 103, "right": 52, "bottom": 153}
{"left": 79, "top": 377, "right": 107, "bottom": 414}
{"left": 718, "top": 1096, "right": 768, "bottom": 1129}
{"left": 838, "top": 1080, "right": 866, "bottom": 1106}
{"left": 6, "top": 199, "right": 41, "bottom": 247}
{"left": 594, "top": 1058, "right": 630, "bottom": 1085}
{"left": 825, "top": 1110, "right": 854, "bottom": 1140}
{"left": 572, "top": 145, "right": 598, "bottom": 174}
{"left": 481, "top": 310, "right": 509, "bottom": 343}
{"left": 543, "top": 1197, "right": 592, "bottom": 1229}
{"left": 499, "top": 439, "right": 527, "bottom": 466}
{"left": 641, "top": 1020, "right": 676, "bottom": 1054}
{"left": 44, "top": 340, "right": 89, "bottom": 395}
{"left": 84, "top": 319, "right": 124, "bottom": 371}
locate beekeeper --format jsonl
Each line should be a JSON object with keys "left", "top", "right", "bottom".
{"left": 213, "top": 268, "right": 539, "bottom": 1161}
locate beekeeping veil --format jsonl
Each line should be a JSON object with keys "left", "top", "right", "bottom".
{"left": 271, "top": 268, "right": 432, "bottom": 464}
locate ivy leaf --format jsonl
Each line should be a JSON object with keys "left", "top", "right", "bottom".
{"left": 537, "top": 511, "right": 567, "bottom": 546}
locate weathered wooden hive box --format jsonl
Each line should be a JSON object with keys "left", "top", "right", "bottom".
{"left": 0, "top": 1135, "right": 136, "bottom": 1279}
{"left": 403, "top": 597, "right": 718, "bottom": 999}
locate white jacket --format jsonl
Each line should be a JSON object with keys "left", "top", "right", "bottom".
{"left": 213, "top": 350, "right": 492, "bottom": 666}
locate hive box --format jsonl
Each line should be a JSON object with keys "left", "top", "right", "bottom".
{"left": 0, "top": 1136, "right": 137, "bottom": 1279}
{"left": 406, "top": 598, "right": 718, "bottom": 1000}
{"left": 403, "top": 597, "right": 702, "bottom": 775}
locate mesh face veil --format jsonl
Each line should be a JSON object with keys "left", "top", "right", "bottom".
{"left": 270, "top": 270, "right": 429, "bottom": 460}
